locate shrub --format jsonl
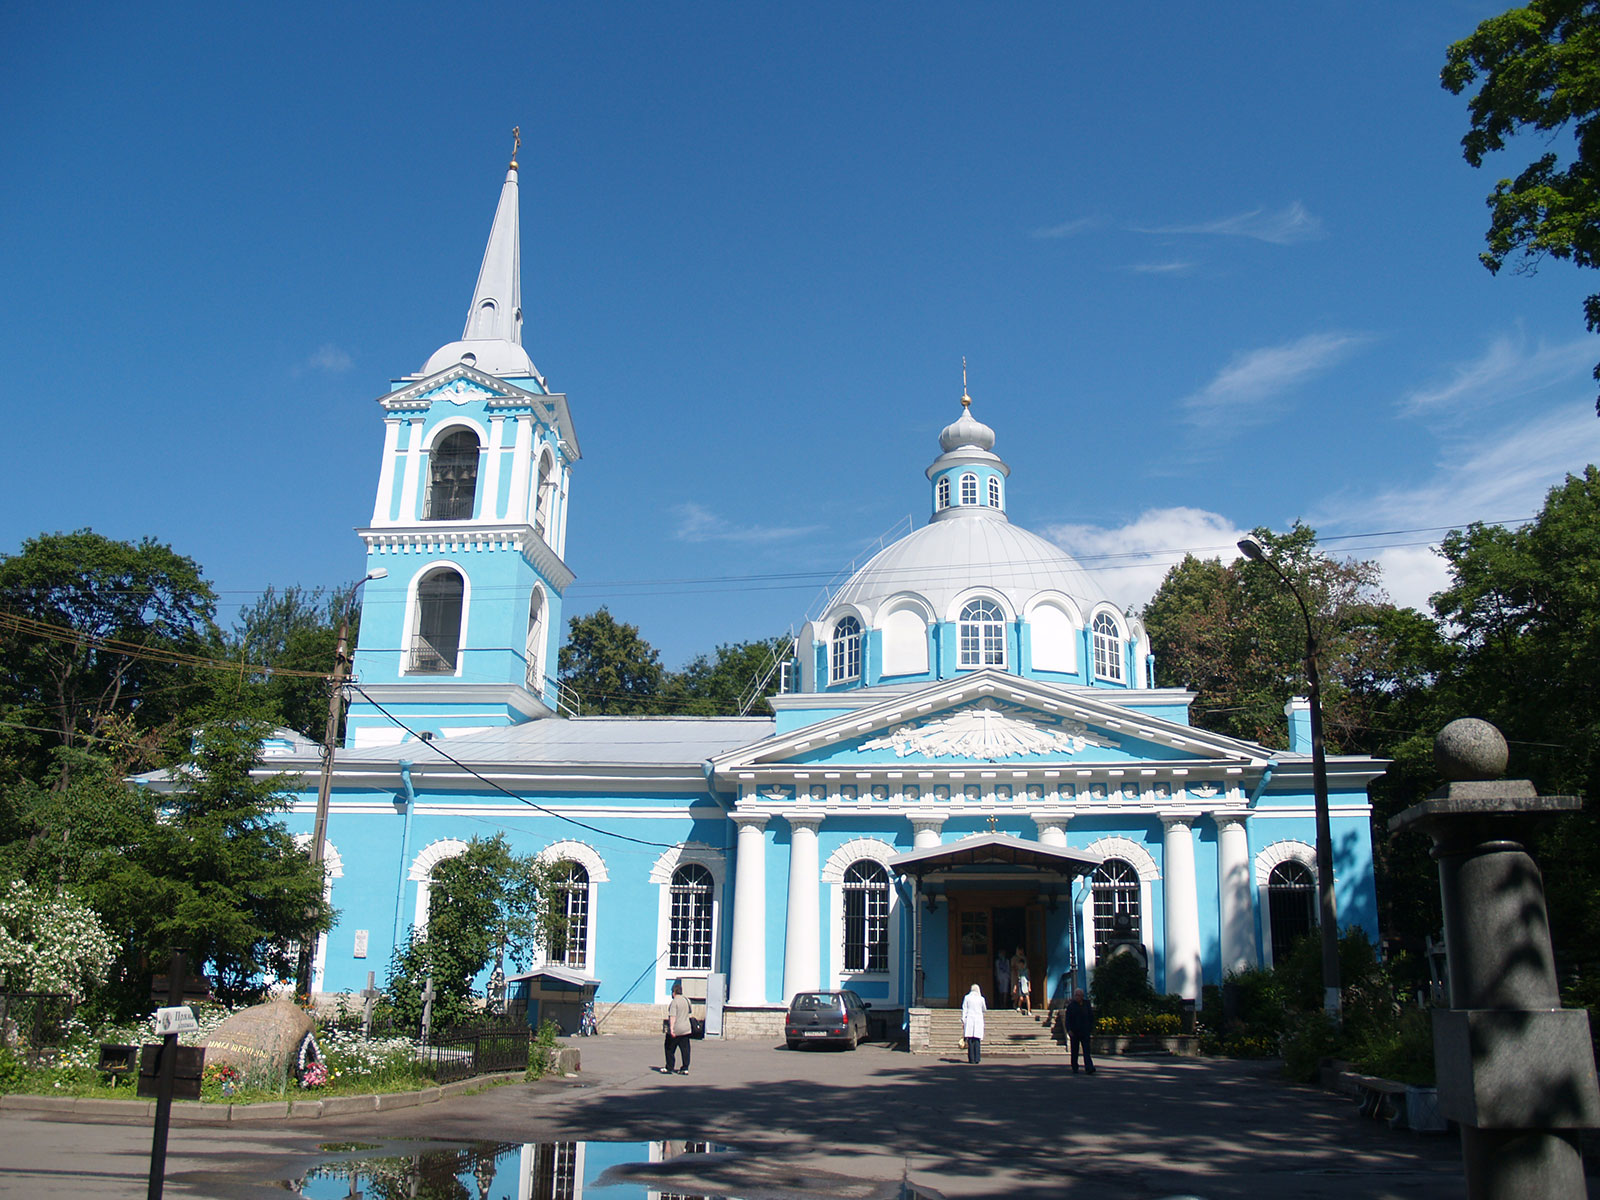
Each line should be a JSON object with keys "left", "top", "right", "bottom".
{"left": 0, "top": 1048, "right": 25, "bottom": 1093}
{"left": 525, "top": 1019, "right": 560, "bottom": 1081}
{"left": 1281, "top": 1010, "right": 1338, "bottom": 1083}
{"left": 1096, "top": 1012, "right": 1182, "bottom": 1036}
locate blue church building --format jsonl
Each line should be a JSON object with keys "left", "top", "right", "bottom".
{"left": 262, "top": 150, "right": 1384, "bottom": 1038}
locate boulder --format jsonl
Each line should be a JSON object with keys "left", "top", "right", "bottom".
{"left": 202, "top": 997, "right": 315, "bottom": 1085}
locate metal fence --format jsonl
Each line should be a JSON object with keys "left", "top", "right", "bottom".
{"left": 417, "top": 1022, "right": 532, "bottom": 1084}
{"left": 0, "top": 992, "right": 75, "bottom": 1058}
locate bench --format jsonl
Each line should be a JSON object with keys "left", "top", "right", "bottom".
{"left": 1344, "top": 1072, "right": 1409, "bottom": 1125}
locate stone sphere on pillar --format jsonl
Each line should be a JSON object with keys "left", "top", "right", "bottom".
{"left": 1434, "top": 718, "right": 1509, "bottom": 782}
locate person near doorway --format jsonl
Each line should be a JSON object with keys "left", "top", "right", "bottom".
{"left": 1065, "top": 987, "right": 1096, "bottom": 1074}
{"left": 1010, "top": 948, "right": 1028, "bottom": 1010}
{"left": 994, "top": 950, "right": 1011, "bottom": 1009}
{"left": 962, "top": 983, "right": 987, "bottom": 1063}
{"left": 663, "top": 982, "right": 693, "bottom": 1074}
{"left": 1015, "top": 960, "right": 1032, "bottom": 1015}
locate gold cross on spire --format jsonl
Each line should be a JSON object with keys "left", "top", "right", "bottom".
{"left": 510, "top": 126, "right": 521, "bottom": 170}
{"left": 961, "top": 357, "right": 972, "bottom": 409}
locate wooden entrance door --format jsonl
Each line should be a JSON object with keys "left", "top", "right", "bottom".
{"left": 947, "top": 891, "right": 1046, "bottom": 1008}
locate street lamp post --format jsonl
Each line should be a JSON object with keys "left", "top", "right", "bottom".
{"left": 295, "top": 567, "right": 387, "bottom": 1001}
{"left": 1237, "top": 537, "right": 1341, "bottom": 1022}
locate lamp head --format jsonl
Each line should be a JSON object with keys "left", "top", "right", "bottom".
{"left": 1237, "top": 537, "right": 1266, "bottom": 563}
{"left": 364, "top": 568, "right": 389, "bottom": 582}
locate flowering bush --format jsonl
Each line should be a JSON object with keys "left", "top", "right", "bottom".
{"left": 300, "top": 1061, "right": 328, "bottom": 1088}
{"left": 1096, "top": 1012, "right": 1182, "bottom": 1036}
{"left": 0, "top": 879, "right": 116, "bottom": 999}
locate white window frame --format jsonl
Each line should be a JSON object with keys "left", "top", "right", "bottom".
{"left": 936, "top": 477, "right": 951, "bottom": 510}
{"left": 1092, "top": 611, "right": 1124, "bottom": 682}
{"left": 536, "top": 840, "right": 609, "bottom": 976}
{"left": 649, "top": 843, "right": 725, "bottom": 1002}
{"left": 960, "top": 472, "right": 978, "bottom": 505}
{"left": 404, "top": 562, "right": 471, "bottom": 677}
{"left": 958, "top": 598, "right": 1007, "bottom": 669}
{"left": 822, "top": 839, "right": 900, "bottom": 993}
{"left": 1256, "top": 840, "right": 1319, "bottom": 967}
{"left": 831, "top": 615, "right": 862, "bottom": 683}
{"left": 409, "top": 838, "right": 471, "bottom": 934}
{"left": 987, "top": 476, "right": 1002, "bottom": 508}
{"left": 1078, "top": 836, "right": 1159, "bottom": 985}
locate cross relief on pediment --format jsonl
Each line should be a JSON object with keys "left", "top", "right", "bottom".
{"left": 857, "top": 699, "right": 1119, "bottom": 760}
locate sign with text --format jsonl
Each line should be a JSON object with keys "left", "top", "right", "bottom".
{"left": 153, "top": 1006, "right": 199, "bottom": 1037}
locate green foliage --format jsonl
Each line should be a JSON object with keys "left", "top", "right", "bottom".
{"left": 0, "top": 1048, "right": 24, "bottom": 1093}
{"left": 1096, "top": 1012, "right": 1182, "bottom": 1036}
{"left": 1280, "top": 1010, "right": 1339, "bottom": 1084}
{"left": 526, "top": 1018, "right": 561, "bottom": 1080}
{"left": 224, "top": 584, "right": 353, "bottom": 742}
{"left": 1087, "top": 952, "right": 1180, "bottom": 1018}
{"left": 660, "top": 637, "right": 791, "bottom": 716}
{"left": 0, "top": 879, "right": 116, "bottom": 998}
{"left": 1442, "top": 1, "right": 1600, "bottom": 409}
{"left": 558, "top": 608, "right": 664, "bottom": 714}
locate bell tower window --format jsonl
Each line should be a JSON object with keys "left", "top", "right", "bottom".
{"left": 958, "top": 599, "right": 1006, "bottom": 668}
{"left": 411, "top": 568, "right": 465, "bottom": 673}
{"left": 425, "top": 430, "right": 480, "bottom": 521}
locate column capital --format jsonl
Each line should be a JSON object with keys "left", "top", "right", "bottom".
{"left": 909, "top": 815, "right": 946, "bottom": 833}
{"left": 786, "top": 813, "right": 824, "bottom": 833}
{"left": 731, "top": 812, "right": 770, "bottom": 831}
{"left": 1212, "top": 812, "right": 1251, "bottom": 831}
{"left": 1159, "top": 813, "right": 1196, "bottom": 831}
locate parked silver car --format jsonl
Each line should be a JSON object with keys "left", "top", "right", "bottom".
{"left": 784, "top": 990, "right": 870, "bottom": 1050}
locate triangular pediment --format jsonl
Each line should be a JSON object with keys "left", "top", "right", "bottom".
{"left": 709, "top": 671, "right": 1270, "bottom": 779}
{"left": 376, "top": 363, "right": 580, "bottom": 458}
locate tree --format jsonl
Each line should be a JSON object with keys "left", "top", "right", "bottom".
{"left": 557, "top": 608, "right": 664, "bottom": 714}
{"left": 661, "top": 636, "right": 791, "bottom": 715}
{"left": 1442, "top": 2, "right": 1600, "bottom": 410}
{"left": 0, "top": 878, "right": 116, "bottom": 999}
{"left": 0, "top": 530, "right": 217, "bottom": 779}
{"left": 225, "top": 584, "right": 352, "bottom": 742}
{"left": 385, "top": 835, "right": 551, "bottom": 1029}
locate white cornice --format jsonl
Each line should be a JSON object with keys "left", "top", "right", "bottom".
{"left": 356, "top": 523, "right": 576, "bottom": 591}
{"left": 351, "top": 680, "right": 553, "bottom": 721}
{"left": 378, "top": 363, "right": 581, "bottom": 460}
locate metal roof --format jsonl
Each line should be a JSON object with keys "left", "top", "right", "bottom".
{"left": 337, "top": 715, "right": 775, "bottom": 768}
{"left": 889, "top": 833, "right": 1104, "bottom": 878}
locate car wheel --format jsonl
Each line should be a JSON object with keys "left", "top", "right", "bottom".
{"left": 845, "top": 1029, "right": 858, "bottom": 1051}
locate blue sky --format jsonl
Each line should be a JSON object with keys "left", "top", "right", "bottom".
{"left": 4, "top": 2, "right": 1598, "bottom": 669}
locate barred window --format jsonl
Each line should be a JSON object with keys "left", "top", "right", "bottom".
{"left": 1092, "top": 612, "right": 1123, "bottom": 682}
{"left": 1267, "top": 861, "right": 1316, "bottom": 964}
{"left": 1091, "top": 858, "right": 1141, "bottom": 951}
{"left": 987, "top": 476, "right": 1002, "bottom": 508}
{"left": 410, "top": 568, "right": 464, "bottom": 673}
{"left": 842, "top": 861, "right": 889, "bottom": 972}
{"left": 425, "top": 430, "right": 479, "bottom": 520}
{"left": 669, "top": 863, "right": 713, "bottom": 971}
{"left": 936, "top": 477, "right": 951, "bottom": 510}
{"left": 528, "top": 1141, "right": 577, "bottom": 1200}
{"left": 831, "top": 615, "right": 862, "bottom": 683}
{"left": 958, "top": 599, "right": 1006, "bottom": 668}
{"left": 960, "top": 472, "right": 978, "bottom": 505}
{"left": 549, "top": 861, "right": 589, "bottom": 969}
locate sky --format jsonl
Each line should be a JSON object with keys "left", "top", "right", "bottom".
{"left": 4, "top": 1, "right": 1599, "bottom": 670}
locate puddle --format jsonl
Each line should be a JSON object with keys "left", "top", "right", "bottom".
{"left": 288, "top": 1139, "right": 943, "bottom": 1199}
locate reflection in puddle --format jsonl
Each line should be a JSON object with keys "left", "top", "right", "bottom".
{"left": 290, "top": 1140, "right": 941, "bottom": 1200}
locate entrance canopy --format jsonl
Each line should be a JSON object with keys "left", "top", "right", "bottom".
{"left": 890, "top": 833, "right": 1103, "bottom": 880}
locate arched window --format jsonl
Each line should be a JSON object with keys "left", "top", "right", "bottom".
{"left": 987, "top": 476, "right": 1002, "bottom": 508}
{"left": 1091, "top": 858, "right": 1141, "bottom": 951}
{"left": 936, "top": 477, "right": 951, "bottom": 510}
{"left": 534, "top": 451, "right": 554, "bottom": 538}
{"left": 960, "top": 473, "right": 978, "bottom": 505}
{"left": 411, "top": 568, "right": 464, "bottom": 673}
{"left": 1092, "top": 612, "right": 1124, "bottom": 682}
{"left": 549, "top": 861, "right": 590, "bottom": 968}
{"left": 425, "top": 430, "right": 480, "bottom": 520}
{"left": 958, "top": 599, "right": 1006, "bottom": 668}
{"left": 831, "top": 615, "right": 862, "bottom": 682}
{"left": 842, "top": 861, "right": 889, "bottom": 972}
{"left": 1266, "top": 861, "right": 1316, "bottom": 964}
{"left": 669, "top": 863, "right": 713, "bottom": 971}
{"left": 525, "top": 590, "right": 546, "bottom": 693}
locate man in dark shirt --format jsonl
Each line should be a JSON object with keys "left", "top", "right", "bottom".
{"left": 1065, "top": 987, "right": 1096, "bottom": 1075}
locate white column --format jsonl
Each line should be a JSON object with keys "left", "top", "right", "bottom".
{"left": 782, "top": 815, "right": 823, "bottom": 1001}
{"left": 728, "top": 814, "right": 769, "bottom": 1005}
{"left": 910, "top": 816, "right": 945, "bottom": 849}
{"left": 371, "top": 418, "right": 402, "bottom": 524}
{"left": 508, "top": 419, "right": 534, "bottom": 524}
{"left": 482, "top": 416, "right": 505, "bottom": 521}
{"left": 1033, "top": 816, "right": 1069, "bottom": 847}
{"left": 1216, "top": 816, "right": 1257, "bottom": 975}
{"left": 397, "top": 419, "right": 425, "bottom": 522}
{"left": 1161, "top": 815, "right": 1202, "bottom": 1001}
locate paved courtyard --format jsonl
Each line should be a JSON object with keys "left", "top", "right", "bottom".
{"left": 0, "top": 1035, "right": 1478, "bottom": 1198}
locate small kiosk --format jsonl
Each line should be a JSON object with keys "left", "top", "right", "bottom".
{"left": 506, "top": 966, "right": 600, "bottom": 1036}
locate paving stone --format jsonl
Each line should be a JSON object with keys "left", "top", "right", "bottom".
{"left": 374, "top": 1091, "right": 420, "bottom": 1110}
{"left": 229, "top": 1101, "right": 291, "bottom": 1120}
{"left": 318, "top": 1094, "right": 378, "bottom": 1116}
{"left": 73, "top": 1098, "right": 153, "bottom": 1118}
{"left": 290, "top": 1099, "right": 324, "bottom": 1118}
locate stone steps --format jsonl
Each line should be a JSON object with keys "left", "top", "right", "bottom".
{"left": 922, "top": 1008, "right": 1064, "bottom": 1056}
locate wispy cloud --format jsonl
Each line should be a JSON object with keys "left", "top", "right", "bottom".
{"left": 1125, "top": 259, "right": 1197, "bottom": 275}
{"left": 673, "top": 502, "right": 821, "bottom": 544}
{"left": 1181, "top": 332, "right": 1366, "bottom": 429}
{"left": 303, "top": 343, "right": 354, "bottom": 373}
{"left": 1135, "top": 201, "right": 1324, "bottom": 245}
{"left": 1401, "top": 332, "right": 1595, "bottom": 417}
{"left": 1030, "top": 216, "right": 1098, "bottom": 240}
{"left": 1042, "top": 506, "right": 1247, "bottom": 613}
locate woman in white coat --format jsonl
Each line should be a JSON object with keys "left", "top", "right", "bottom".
{"left": 961, "top": 983, "right": 987, "bottom": 1064}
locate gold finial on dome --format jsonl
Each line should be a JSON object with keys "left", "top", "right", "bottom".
{"left": 961, "top": 357, "right": 972, "bottom": 409}
{"left": 509, "top": 125, "right": 521, "bottom": 171}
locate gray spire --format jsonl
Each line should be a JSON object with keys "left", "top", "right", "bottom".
{"left": 461, "top": 164, "right": 522, "bottom": 344}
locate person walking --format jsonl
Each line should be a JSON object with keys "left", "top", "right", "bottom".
{"left": 961, "top": 982, "right": 987, "bottom": 1064}
{"left": 1010, "top": 948, "right": 1029, "bottom": 1011}
{"left": 1015, "top": 960, "right": 1032, "bottom": 1015}
{"left": 1065, "top": 987, "right": 1096, "bottom": 1074}
{"left": 663, "top": 982, "right": 693, "bottom": 1074}
{"left": 993, "top": 950, "right": 1011, "bottom": 1009}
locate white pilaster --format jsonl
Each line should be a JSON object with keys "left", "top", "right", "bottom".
{"left": 397, "top": 418, "right": 425, "bottom": 522}
{"left": 1161, "top": 815, "right": 1202, "bottom": 1001}
{"left": 1216, "top": 816, "right": 1257, "bottom": 975}
{"left": 482, "top": 416, "right": 505, "bottom": 521}
{"left": 782, "top": 815, "right": 823, "bottom": 1001}
{"left": 910, "top": 816, "right": 945, "bottom": 849}
{"left": 508, "top": 419, "right": 534, "bottom": 524}
{"left": 1033, "top": 816, "right": 1070, "bottom": 847}
{"left": 372, "top": 418, "right": 402, "bottom": 524}
{"left": 728, "top": 814, "right": 769, "bottom": 1005}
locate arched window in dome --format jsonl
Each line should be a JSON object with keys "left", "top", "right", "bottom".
{"left": 987, "top": 476, "right": 1002, "bottom": 508}
{"left": 425, "top": 430, "right": 479, "bottom": 520}
{"left": 1092, "top": 612, "right": 1124, "bottom": 682}
{"left": 960, "top": 473, "right": 979, "bottom": 506}
{"left": 831, "top": 615, "right": 862, "bottom": 683}
{"left": 411, "top": 568, "right": 465, "bottom": 673}
{"left": 936, "top": 477, "right": 951, "bottom": 510}
{"left": 958, "top": 599, "right": 1006, "bottom": 669}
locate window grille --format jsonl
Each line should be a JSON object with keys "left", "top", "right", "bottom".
{"left": 987, "top": 476, "right": 1002, "bottom": 508}
{"left": 424, "top": 430, "right": 480, "bottom": 520}
{"left": 831, "top": 615, "right": 862, "bottom": 682}
{"left": 958, "top": 599, "right": 1006, "bottom": 668}
{"left": 960, "top": 473, "right": 978, "bottom": 505}
{"left": 669, "top": 863, "right": 713, "bottom": 971}
{"left": 1091, "top": 858, "right": 1141, "bottom": 950}
{"left": 842, "top": 861, "right": 889, "bottom": 972}
{"left": 529, "top": 1142, "right": 577, "bottom": 1200}
{"left": 1267, "top": 861, "right": 1316, "bottom": 963}
{"left": 1092, "top": 612, "right": 1123, "bottom": 682}
{"left": 410, "top": 570, "right": 464, "bottom": 672}
{"left": 550, "top": 861, "right": 589, "bottom": 968}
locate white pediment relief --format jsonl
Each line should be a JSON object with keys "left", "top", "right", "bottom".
{"left": 858, "top": 699, "right": 1118, "bottom": 760}
{"left": 421, "top": 378, "right": 500, "bottom": 406}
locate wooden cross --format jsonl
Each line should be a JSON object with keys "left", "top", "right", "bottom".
{"left": 359, "top": 970, "right": 381, "bottom": 1037}
{"left": 420, "top": 974, "right": 436, "bottom": 1044}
